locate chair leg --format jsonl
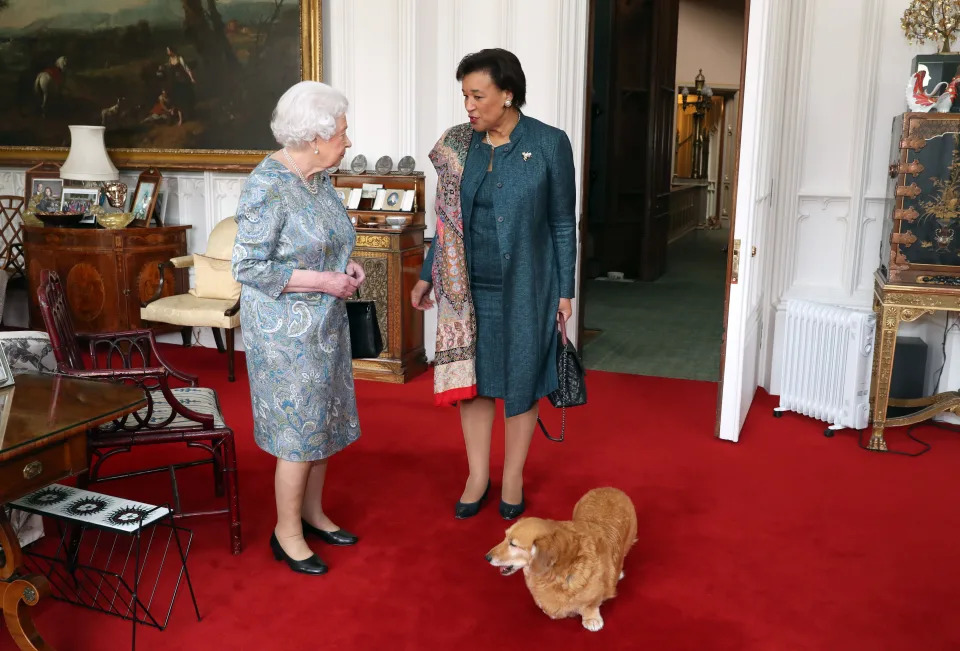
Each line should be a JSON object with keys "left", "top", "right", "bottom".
{"left": 226, "top": 327, "right": 236, "bottom": 382}
{"left": 181, "top": 327, "right": 192, "bottom": 347}
{"left": 221, "top": 434, "right": 242, "bottom": 555}
{"left": 211, "top": 327, "right": 225, "bottom": 353}
{"left": 212, "top": 441, "right": 224, "bottom": 498}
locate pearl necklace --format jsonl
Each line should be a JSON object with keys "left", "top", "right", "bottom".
{"left": 485, "top": 111, "right": 520, "bottom": 147}
{"left": 281, "top": 148, "right": 319, "bottom": 195}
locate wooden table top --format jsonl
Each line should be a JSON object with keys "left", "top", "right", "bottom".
{"left": 0, "top": 373, "right": 146, "bottom": 462}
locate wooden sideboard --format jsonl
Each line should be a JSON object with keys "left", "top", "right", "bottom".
{"left": 23, "top": 225, "right": 190, "bottom": 334}
{"left": 333, "top": 171, "right": 427, "bottom": 383}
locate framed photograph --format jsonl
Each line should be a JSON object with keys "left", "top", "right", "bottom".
{"left": 23, "top": 162, "right": 62, "bottom": 205}
{"left": 333, "top": 186, "right": 349, "bottom": 207}
{"left": 0, "top": 1, "right": 323, "bottom": 171}
{"left": 60, "top": 188, "right": 100, "bottom": 223}
{"left": 372, "top": 188, "right": 386, "bottom": 211}
{"left": 0, "top": 348, "right": 14, "bottom": 390}
{"left": 130, "top": 168, "right": 163, "bottom": 227}
{"left": 381, "top": 189, "right": 404, "bottom": 211}
{"left": 152, "top": 189, "right": 169, "bottom": 227}
{"left": 401, "top": 189, "right": 416, "bottom": 212}
{"left": 347, "top": 188, "right": 362, "bottom": 210}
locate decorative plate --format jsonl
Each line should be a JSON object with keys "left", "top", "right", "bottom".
{"left": 397, "top": 155, "right": 416, "bottom": 174}
{"left": 350, "top": 154, "right": 367, "bottom": 174}
{"left": 375, "top": 156, "right": 393, "bottom": 175}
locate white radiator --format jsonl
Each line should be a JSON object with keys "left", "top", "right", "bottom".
{"left": 776, "top": 299, "right": 876, "bottom": 430}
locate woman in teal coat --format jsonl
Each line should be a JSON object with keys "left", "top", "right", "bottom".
{"left": 411, "top": 49, "right": 577, "bottom": 521}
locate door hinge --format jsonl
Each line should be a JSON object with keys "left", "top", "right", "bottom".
{"left": 730, "top": 239, "right": 741, "bottom": 284}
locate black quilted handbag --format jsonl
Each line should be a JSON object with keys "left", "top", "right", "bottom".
{"left": 346, "top": 298, "right": 383, "bottom": 359}
{"left": 538, "top": 315, "right": 586, "bottom": 442}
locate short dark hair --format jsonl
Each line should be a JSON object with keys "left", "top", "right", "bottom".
{"left": 456, "top": 48, "right": 527, "bottom": 109}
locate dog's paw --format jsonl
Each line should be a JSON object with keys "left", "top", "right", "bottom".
{"left": 582, "top": 613, "right": 604, "bottom": 632}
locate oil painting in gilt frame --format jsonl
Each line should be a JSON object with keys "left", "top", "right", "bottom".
{"left": 0, "top": 0, "right": 322, "bottom": 170}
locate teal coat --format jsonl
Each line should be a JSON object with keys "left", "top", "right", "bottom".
{"left": 421, "top": 114, "right": 577, "bottom": 416}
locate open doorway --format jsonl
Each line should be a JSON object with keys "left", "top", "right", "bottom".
{"left": 579, "top": 0, "right": 746, "bottom": 382}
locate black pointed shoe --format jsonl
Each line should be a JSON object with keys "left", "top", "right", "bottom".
{"left": 455, "top": 479, "right": 491, "bottom": 519}
{"left": 499, "top": 492, "right": 525, "bottom": 520}
{"left": 301, "top": 519, "right": 359, "bottom": 546}
{"left": 270, "top": 533, "right": 328, "bottom": 575}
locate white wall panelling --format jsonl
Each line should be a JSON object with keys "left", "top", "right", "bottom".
{"left": 761, "top": 0, "right": 960, "bottom": 398}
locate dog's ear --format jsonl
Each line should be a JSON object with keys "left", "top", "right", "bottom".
{"left": 530, "top": 532, "right": 558, "bottom": 575}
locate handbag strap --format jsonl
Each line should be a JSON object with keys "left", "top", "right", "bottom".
{"left": 538, "top": 315, "right": 570, "bottom": 443}
{"left": 537, "top": 408, "right": 565, "bottom": 442}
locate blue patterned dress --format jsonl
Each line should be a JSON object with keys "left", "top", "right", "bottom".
{"left": 232, "top": 156, "right": 360, "bottom": 462}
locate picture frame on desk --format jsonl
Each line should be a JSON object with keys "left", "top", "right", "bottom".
{"left": 130, "top": 168, "right": 163, "bottom": 227}
{"left": 0, "top": 348, "right": 15, "bottom": 390}
{"left": 24, "top": 163, "right": 63, "bottom": 223}
{"left": 401, "top": 189, "right": 416, "bottom": 212}
{"left": 381, "top": 189, "right": 404, "bottom": 211}
{"left": 60, "top": 188, "right": 101, "bottom": 225}
{"left": 152, "top": 189, "right": 169, "bottom": 226}
{"left": 347, "top": 188, "right": 362, "bottom": 210}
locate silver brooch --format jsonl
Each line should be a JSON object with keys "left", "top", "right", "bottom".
{"left": 522, "top": 152, "right": 532, "bottom": 161}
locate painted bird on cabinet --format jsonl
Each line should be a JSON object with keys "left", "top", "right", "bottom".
{"left": 906, "top": 69, "right": 959, "bottom": 113}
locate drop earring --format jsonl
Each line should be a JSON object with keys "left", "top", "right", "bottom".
{"left": 505, "top": 99, "right": 512, "bottom": 108}
{"left": 314, "top": 147, "right": 319, "bottom": 154}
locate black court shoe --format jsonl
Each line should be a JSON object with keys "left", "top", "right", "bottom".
{"left": 270, "top": 532, "right": 328, "bottom": 575}
{"left": 499, "top": 493, "right": 525, "bottom": 521}
{"left": 455, "top": 479, "right": 491, "bottom": 519}
{"left": 301, "top": 519, "right": 358, "bottom": 546}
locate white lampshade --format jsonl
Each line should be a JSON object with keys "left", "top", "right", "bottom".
{"left": 60, "top": 125, "right": 119, "bottom": 182}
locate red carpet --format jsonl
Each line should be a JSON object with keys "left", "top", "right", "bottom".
{"left": 4, "top": 345, "right": 960, "bottom": 650}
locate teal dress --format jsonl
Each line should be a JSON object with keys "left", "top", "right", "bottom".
{"left": 421, "top": 114, "right": 578, "bottom": 417}
{"left": 469, "top": 170, "right": 506, "bottom": 398}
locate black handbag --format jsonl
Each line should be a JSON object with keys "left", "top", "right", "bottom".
{"left": 346, "top": 297, "right": 383, "bottom": 359}
{"left": 538, "top": 314, "right": 586, "bottom": 442}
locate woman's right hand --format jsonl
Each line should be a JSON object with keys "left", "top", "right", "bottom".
{"left": 318, "top": 271, "right": 361, "bottom": 299}
{"left": 411, "top": 280, "right": 435, "bottom": 310}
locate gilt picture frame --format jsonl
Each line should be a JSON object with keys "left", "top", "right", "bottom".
{"left": 0, "top": 0, "right": 323, "bottom": 171}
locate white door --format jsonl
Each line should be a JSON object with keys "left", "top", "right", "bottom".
{"left": 716, "top": 0, "right": 785, "bottom": 442}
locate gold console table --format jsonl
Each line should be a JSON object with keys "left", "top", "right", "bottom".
{"left": 869, "top": 271, "right": 960, "bottom": 451}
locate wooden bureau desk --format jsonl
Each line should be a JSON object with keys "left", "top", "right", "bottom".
{"left": 0, "top": 373, "right": 146, "bottom": 651}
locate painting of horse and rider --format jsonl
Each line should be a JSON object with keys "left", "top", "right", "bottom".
{"left": 0, "top": 0, "right": 320, "bottom": 167}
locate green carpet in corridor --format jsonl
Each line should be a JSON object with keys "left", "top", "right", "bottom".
{"left": 581, "top": 228, "right": 728, "bottom": 381}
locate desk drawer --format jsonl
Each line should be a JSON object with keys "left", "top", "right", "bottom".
{"left": 0, "top": 437, "right": 87, "bottom": 504}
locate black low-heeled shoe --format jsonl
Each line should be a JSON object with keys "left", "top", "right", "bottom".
{"left": 455, "top": 479, "right": 491, "bottom": 519}
{"left": 270, "top": 532, "right": 328, "bottom": 575}
{"left": 499, "top": 492, "right": 525, "bottom": 520}
{"left": 301, "top": 519, "right": 358, "bottom": 546}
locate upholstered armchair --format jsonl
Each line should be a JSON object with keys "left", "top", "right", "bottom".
{"left": 38, "top": 271, "right": 242, "bottom": 554}
{"left": 141, "top": 217, "right": 241, "bottom": 381}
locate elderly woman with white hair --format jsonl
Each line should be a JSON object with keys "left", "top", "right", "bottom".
{"left": 232, "top": 80, "right": 364, "bottom": 576}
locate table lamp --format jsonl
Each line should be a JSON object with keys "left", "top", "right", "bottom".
{"left": 60, "top": 125, "right": 127, "bottom": 208}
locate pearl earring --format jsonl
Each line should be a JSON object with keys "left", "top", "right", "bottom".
{"left": 505, "top": 99, "right": 512, "bottom": 107}
{"left": 314, "top": 147, "right": 319, "bottom": 154}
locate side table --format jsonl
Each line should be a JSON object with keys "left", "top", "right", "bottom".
{"left": 869, "top": 271, "right": 960, "bottom": 450}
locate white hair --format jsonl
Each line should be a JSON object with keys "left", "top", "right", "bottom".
{"left": 270, "top": 81, "right": 349, "bottom": 148}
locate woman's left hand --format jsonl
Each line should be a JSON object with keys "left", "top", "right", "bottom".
{"left": 557, "top": 298, "right": 572, "bottom": 327}
{"left": 346, "top": 259, "right": 366, "bottom": 286}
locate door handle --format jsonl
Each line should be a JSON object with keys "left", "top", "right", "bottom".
{"left": 730, "top": 239, "right": 741, "bottom": 284}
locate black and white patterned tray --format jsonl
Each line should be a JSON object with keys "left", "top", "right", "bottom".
{"left": 11, "top": 484, "right": 171, "bottom": 533}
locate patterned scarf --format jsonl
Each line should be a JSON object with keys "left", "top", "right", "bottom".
{"left": 428, "top": 123, "right": 477, "bottom": 406}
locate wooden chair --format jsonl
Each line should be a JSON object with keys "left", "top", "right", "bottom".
{"left": 37, "top": 269, "right": 242, "bottom": 555}
{"left": 0, "top": 195, "right": 26, "bottom": 280}
{"left": 140, "top": 217, "right": 240, "bottom": 381}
